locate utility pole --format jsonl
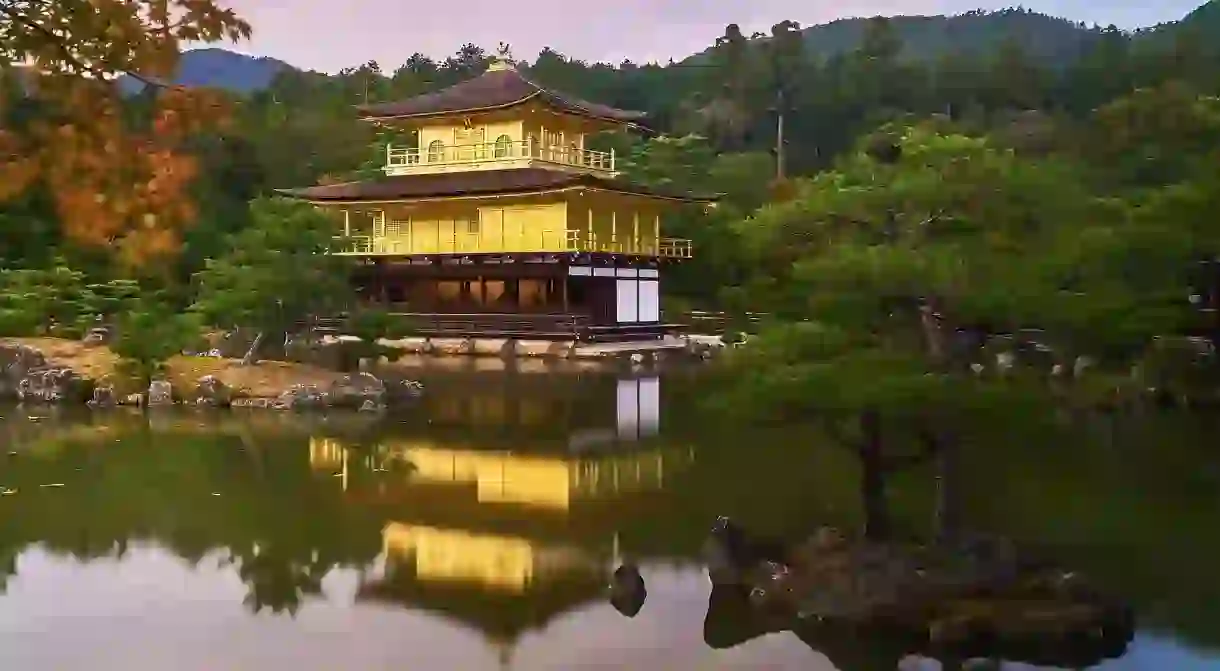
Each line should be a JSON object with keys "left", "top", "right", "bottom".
{"left": 773, "top": 88, "right": 786, "bottom": 180}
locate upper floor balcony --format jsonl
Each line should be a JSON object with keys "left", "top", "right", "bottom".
{"left": 332, "top": 229, "right": 692, "bottom": 259}
{"left": 384, "top": 138, "right": 616, "bottom": 177}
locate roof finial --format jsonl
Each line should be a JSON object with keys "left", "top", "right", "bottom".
{"left": 489, "top": 42, "right": 515, "bottom": 71}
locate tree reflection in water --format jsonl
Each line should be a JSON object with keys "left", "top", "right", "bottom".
{"left": 2, "top": 372, "right": 1217, "bottom": 667}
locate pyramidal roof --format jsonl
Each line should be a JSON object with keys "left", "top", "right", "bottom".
{"left": 355, "top": 58, "right": 647, "bottom": 124}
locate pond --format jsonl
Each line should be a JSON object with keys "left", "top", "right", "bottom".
{"left": 1, "top": 367, "right": 1219, "bottom": 670}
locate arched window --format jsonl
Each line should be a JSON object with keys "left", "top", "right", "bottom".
{"left": 493, "top": 134, "right": 512, "bottom": 158}
{"left": 427, "top": 140, "right": 445, "bottom": 162}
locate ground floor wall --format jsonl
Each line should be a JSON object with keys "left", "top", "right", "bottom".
{"left": 349, "top": 256, "right": 672, "bottom": 340}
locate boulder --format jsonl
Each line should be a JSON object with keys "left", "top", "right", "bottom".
{"left": 0, "top": 342, "right": 47, "bottom": 399}
{"left": 17, "top": 368, "right": 94, "bottom": 404}
{"left": 87, "top": 382, "right": 118, "bottom": 408}
{"left": 193, "top": 375, "right": 231, "bottom": 407}
{"left": 81, "top": 327, "right": 110, "bottom": 347}
{"left": 608, "top": 564, "right": 647, "bottom": 618}
{"left": 546, "top": 341, "right": 576, "bottom": 358}
{"left": 231, "top": 397, "right": 274, "bottom": 409}
{"left": 385, "top": 378, "right": 424, "bottom": 405}
{"left": 328, "top": 372, "right": 386, "bottom": 409}
{"left": 274, "top": 384, "right": 328, "bottom": 410}
{"left": 147, "top": 380, "right": 174, "bottom": 406}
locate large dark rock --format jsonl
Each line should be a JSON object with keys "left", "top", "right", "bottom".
{"left": 702, "top": 519, "right": 1133, "bottom": 661}
{"left": 608, "top": 564, "right": 647, "bottom": 618}
{"left": 0, "top": 342, "right": 47, "bottom": 399}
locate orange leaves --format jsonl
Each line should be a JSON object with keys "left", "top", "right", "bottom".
{"left": 30, "top": 86, "right": 204, "bottom": 265}
{"left": 0, "top": 0, "right": 250, "bottom": 268}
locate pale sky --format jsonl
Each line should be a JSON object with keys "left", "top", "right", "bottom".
{"left": 219, "top": 0, "right": 1205, "bottom": 73}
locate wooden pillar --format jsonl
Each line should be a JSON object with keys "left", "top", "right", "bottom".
{"left": 632, "top": 211, "right": 640, "bottom": 254}
{"left": 586, "top": 206, "right": 594, "bottom": 251}
{"left": 611, "top": 210, "right": 617, "bottom": 252}
{"left": 654, "top": 214, "right": 661, "bottom": 255}
{"left": 343, "top": 209, "right": 351, "bottom": 237}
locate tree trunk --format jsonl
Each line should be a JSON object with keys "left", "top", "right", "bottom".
{"left": 934, "top": 436, "right": 963, "bottom": 547}
{"left": 919, "top": 303, "right": 947, "bottom": 365}
{"left": 241, "top": 331, "right": 264, "bottom": 366}
{"left": 858, "top": 408, "right": 892, "bottom": 541}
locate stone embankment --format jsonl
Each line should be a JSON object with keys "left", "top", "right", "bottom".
{"left": 0, "top": 338, "right": 421, "bottom": 411}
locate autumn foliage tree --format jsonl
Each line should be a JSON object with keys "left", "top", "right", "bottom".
{"left": 0, "top": 0, "right": 250, "bottom": 266}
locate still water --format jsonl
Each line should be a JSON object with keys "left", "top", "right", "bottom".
{"left": 1, "top": 367, "right": 1219, "bottom": 670}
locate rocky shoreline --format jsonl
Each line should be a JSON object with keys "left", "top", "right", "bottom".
{"left": 1, "top": 339, "right": 422, "bottom": 411}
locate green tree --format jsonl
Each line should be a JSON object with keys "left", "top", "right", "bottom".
{"left": 717, "top": 122, "right": 1124, "bottom": 457}
{"left": 111, "top": 299, "right": 203, "bottom": 391}
{"left": 191, "top": 197, "right": 354, "bottom": 364}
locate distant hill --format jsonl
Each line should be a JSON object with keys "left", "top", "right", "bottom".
{"left": 1159, "top": 0, "right": 1219, "bottom": 30}
{"left": 117, "top": 48, "right": 293, "bottom": 94}
{"left": 1146, "top": 1, "right": 1219, "bottom": 40}
{"left": 111, "top": 4, "right": 1212, "bottom": 95}
{"left": 684, "top": 5, "right": 1215, "bottom": 66}
{"left": 793, "top": 9, "right": 1099, "bottom": 63}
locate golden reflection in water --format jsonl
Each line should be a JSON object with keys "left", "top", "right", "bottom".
{"left": 379, "top": 523, "right": 600, "bottom": 592}
{"left": 309, "top": 438, "right": 696, "bottom": 510}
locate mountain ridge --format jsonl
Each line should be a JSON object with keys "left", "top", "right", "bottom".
{"left": 118, "top": 3, "right": 1213, "bottom": 94}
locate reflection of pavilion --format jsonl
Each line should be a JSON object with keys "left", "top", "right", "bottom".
{"left": 414, "top": 374, "right": 662, "bottom": 451}
{"left": 357, "top": 523, "right": 609, "bottom": 654}
{"left": 308, "top": 375, "right": 693, "bottom": 658}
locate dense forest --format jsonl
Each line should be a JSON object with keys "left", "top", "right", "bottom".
{"left": 2, "top": 3, "right": 1220, "bottom": 415}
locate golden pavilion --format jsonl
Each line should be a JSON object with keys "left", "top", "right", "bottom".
{"left": 278, "top": 51, "right": 717, "bottom": 341}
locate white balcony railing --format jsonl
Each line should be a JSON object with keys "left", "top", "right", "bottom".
{"left": 332, "top": 229, "right": 692, "bottom": 259}
{"left": 384, "top": 139, "right": 615, "bottom": 174}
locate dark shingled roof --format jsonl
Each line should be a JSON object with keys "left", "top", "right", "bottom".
{"left": 275, "top": 168, "right": 718, "bottom": 203}
{"left": 355, "top": 63, "right": 647, "bottom": 124}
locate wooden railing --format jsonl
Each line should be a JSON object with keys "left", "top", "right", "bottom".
{"left": 309, "top": 312, "right": 672, "bottom": 342}
{"left": 667, "top": 310, "right": 767, "bottom": 334}
{"left": 332, "top": 229, "right": 692, "bottom": 259}
{"left": 399, "top": 312, "right": 592, "bottom": 338}
{"left": 385, "top": 140, "right": 615, "bottom": 174}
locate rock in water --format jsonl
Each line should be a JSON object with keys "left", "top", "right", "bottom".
{"left": 147, "top": 381, "right": 174, "bottom": 406}
{"left": 0, "top": 343, "right": 46, "bottom": 399}
{"left": 328, "top": 372, "right": 386, "bottom": 409}
{"left": 17, "top": 368, "right": 94, "bottom": 404}
{"left": 703, "top": 516, "right": 792, "bottom": 587}
{"left": 87, "top": 382, "right": 118, "bottom": 408}
{"left": 608, "top": 564, "right": 647, "bottom": 617}
{"left": 274, "top": 384, "right": 327, "bottom": 410}
{"left": 193, "top": 375, "right": 231, "bottom": 407}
